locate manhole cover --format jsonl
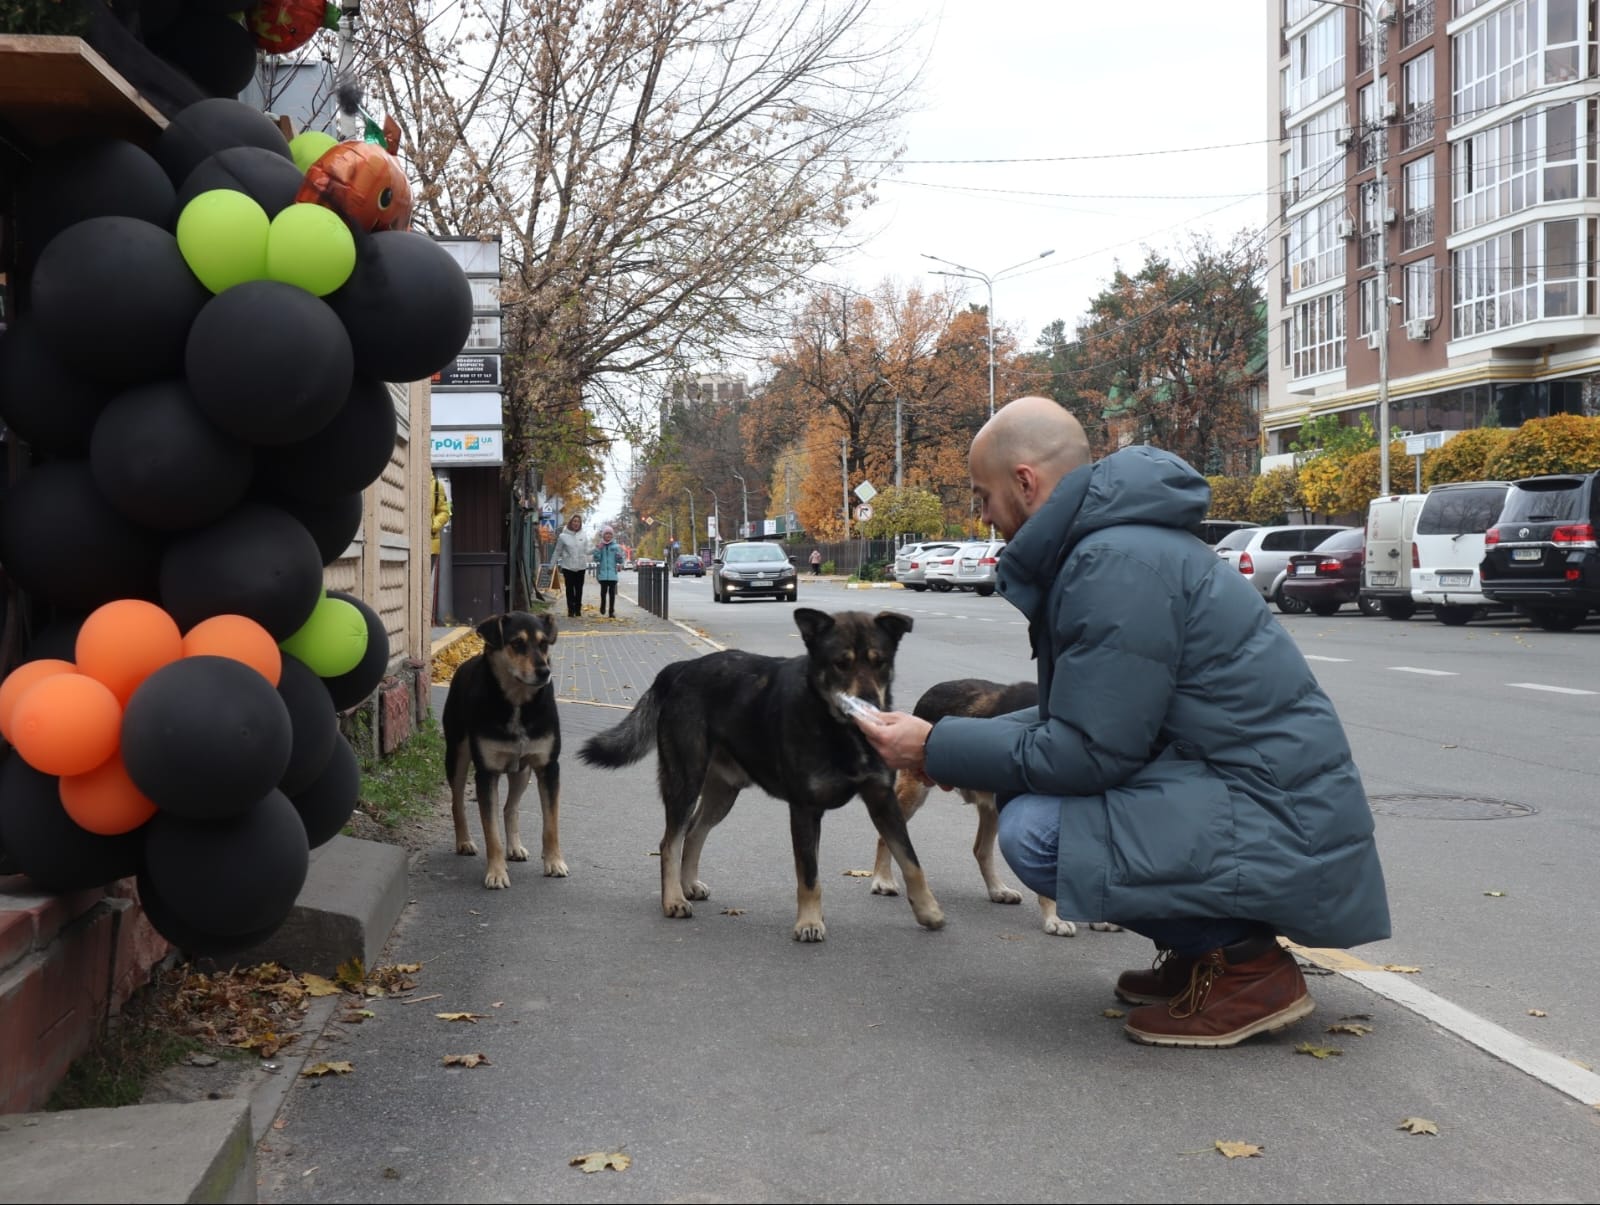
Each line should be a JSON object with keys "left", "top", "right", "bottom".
{"left": 1369, "top": 794, "right": 1536, "bottom": 821}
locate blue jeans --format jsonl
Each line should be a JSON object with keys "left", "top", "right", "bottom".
{"left": 995, "top": 794, "right": 1259, "bottom": 958}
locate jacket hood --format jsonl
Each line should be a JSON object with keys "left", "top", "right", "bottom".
{"left": 997, "top": 446, "right": 1211, "bottom": 619}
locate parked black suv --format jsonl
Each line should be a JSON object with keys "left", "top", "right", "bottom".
{"left": 1480, "top": 471, "right": 1600, "bottom": 630}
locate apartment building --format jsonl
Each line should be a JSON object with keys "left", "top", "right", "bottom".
{"left": 1266, "top": 0, "right": 1600, "bottom": 468}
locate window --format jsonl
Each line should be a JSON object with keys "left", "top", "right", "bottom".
{"left": 440, "top": 241, "right": 499, "bottom": 274}
{"left": 1403, "top": 154, "right": 1435, "bottom": 249}
{"left": 1451, "top": 220, "right": 1588, "bottom": 336}
{"left": 1289, "top": 196, "right": 1346, "bottom": 291}
{"left": 1402, "top": 50, "right": 1435, "bottom": 149}
{"left": 1545, "top": 0, "right": 1582, "bottom": 83}
{"left": 1288, "top": 14, "right": 1345, "bottom": 115}
{"left": 1285, "top": 0, "right": 1323, "bottom": 26}
{"left": 465, "top": 315, "right": 502, "bottom": 350}
{"left": 1453, "top": 103, "right": 1583, "bottom": 231}
{"left": 1405, "top": 258, "right": 1437, "bottom": 320}
{"left": 1357, "top": 83, "right": 1379, "bottom": 170}
{"left": 1452, "top": 0, "right": 1538, "bottom": 122}
{"left": 1416, "top": 486, "right": 1509, "bottom": 535}
{"left": 468, "top": 279, "right": 500, "bottom": 311}
{"left": 1402, "top": 0, "right": 1436, "bottom": 48}
{"left": 1288, "top": 104, "right": 1348, "bottom": 199}
{"left": 1358, "top": 275, "right": 1383, "bottom": 336}
{"left": 1291, "top": 291, "right": 1347, "bottom": 379}
{"left": 1360, "top": 180, "right": 1389, "bottom": 267}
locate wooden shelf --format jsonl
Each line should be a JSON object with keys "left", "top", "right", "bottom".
{"left": 0, "top": 34, "right": 166, "bottom": 148}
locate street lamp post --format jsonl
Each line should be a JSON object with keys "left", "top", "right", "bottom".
{"left": 682, "top": 487, "right": 695, "bottom": 554}
{"left": 922, "top": 248, "right": 1055, "bottom": 423}
{"left": 705, "top": 489, "right": 721, "bottom": 554}
{"left": 732, "top": 471, "right": 750, "bottom": 539}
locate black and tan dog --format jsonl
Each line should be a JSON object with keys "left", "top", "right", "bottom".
{"left": 867, "top": 678, "right": 1118, "bottom": 937}
{"left": 442, "top": 611, "right": 567, "bottom": 890}
{"left": 578, "top": 608, "right": 944, "bottom": 942}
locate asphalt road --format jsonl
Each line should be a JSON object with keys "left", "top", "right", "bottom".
{"left": 258, "top": 577, "right": 1600, "bottom": 1204}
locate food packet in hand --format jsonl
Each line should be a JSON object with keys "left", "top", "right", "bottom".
{"left": 835, "top": 692, "right": 884, "bottom": 725}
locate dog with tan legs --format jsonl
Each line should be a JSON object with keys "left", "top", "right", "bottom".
{"left": 441, "top": 612, "right": 567, "bottom": 889}
{"left": 867, "top": 678, "right": 1119, "bottom": 936}
{"left": 579, "top": 608, "right": 944, "bottom": 942}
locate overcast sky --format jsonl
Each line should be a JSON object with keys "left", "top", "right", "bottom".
{"left": 595, "top": 0, "right": 1271, "bottom": 526}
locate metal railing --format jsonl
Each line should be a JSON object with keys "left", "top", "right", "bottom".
{"left": 1402, "top": 0, "right": 1435, "bottom": 48}
{"left": 637, "top": 564, "right": 670, "bottom": 621}
{"left": 1403, "top": 206, "right": 1435, "bottom": 250}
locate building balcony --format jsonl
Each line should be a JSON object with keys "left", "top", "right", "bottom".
{"left": 1403, "top": 101, "right": 1434, "bottom": 150}
{"left": 1401, "top": 0, "right": 1435, "bottom": 49}
{"left": 1403, "top": 206, "right": 1435, "bottom": 250}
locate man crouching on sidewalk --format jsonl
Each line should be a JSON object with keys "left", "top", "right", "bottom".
{"left": 854, "top": 396, "right": 1390, "bottom": 1048}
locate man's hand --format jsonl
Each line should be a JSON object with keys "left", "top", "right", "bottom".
{"left": 852, "top": 710, "right": 935, "bottom": 776}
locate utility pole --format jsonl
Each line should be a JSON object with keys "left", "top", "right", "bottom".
{"left": 895, "top": 393, "right": 903, "bottom": 490}
{"left": 682, "top": 487, "right": 695, "bottom": 553}
{"left": 783, "top": 463, "right": 793, "bottom": 537}
{"left": 1373, "top": 0, "right": 1393, "bottom": 496}
{"left": 732, "top": 471, "right": 749, "bottom": 539}
{"left": 841, "top": 438, "right": 850, "bottom": 540}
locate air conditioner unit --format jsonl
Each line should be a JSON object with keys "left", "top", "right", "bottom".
{"left": 1366, "top": 329, "right": 1382, "bottom": 350}
{"left": 1383, "top": 206, "right": 1398, "bottom": 226}
{"left": 1336, "top": 217, "right": 1357, "bottom": 240}
{"left": 1381, "top": 99, "right": 1399, "bottom": 122}
{"left": 1406, "top": 317, "right": 1430, "bottom": 341}
{"left": 1336, "top": 125, "right": 1357, "bottom": 147}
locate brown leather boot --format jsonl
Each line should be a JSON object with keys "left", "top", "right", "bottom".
{"left": 1123, "top": 938, "right": 1313, "bottom": 1048}
{"left": 1114, "top": 949, "right": 1198, "bottom": 1005}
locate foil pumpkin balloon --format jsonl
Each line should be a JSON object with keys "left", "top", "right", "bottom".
{"left": 294, "top": 142, "right": 412, "bottom": 233}
{"left": 249, "top": 0, "right": 340, "bottom": 54}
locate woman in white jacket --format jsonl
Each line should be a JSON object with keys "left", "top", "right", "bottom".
{"left": 553, "top": 514, "right": 590, "bottom": 617}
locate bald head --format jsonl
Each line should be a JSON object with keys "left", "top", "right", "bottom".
{"left": 968, "top": 397, "right": 1091, "bottom": 540}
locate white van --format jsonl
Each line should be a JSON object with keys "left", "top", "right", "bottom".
{"left": 1362, "top": 493, "right": 1426, "bottom": 620}
{"left": 1410, "top": 480, "right": 1511, "bottom": 625}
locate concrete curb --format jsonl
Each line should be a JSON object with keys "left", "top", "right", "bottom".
{"left": 429, "top": 626, "right": 474, "bottom": 658}
{"left": 843, "top": 581, "right": 905, "bottom": 589}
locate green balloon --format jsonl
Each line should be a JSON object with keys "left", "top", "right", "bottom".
{"left": 279, "top": 595, "right": 369, "bottom": 677}
{"left": 289, "top": 130, "right": 338, "bottom": 175}
{"left": 175, "top": 189, "right": 270, "bottom": 294}
{"left": 264, "top": 203, "right": 357, "bottom": 297}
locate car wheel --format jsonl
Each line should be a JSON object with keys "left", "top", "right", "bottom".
{"left": 1357, "top": 595, "right": 1385, "bottom": 617}
{"left": 1434, "top": 604, "right": 1474, "bottom": 626}
{"left": 932, "top": 580, "right": 952, "bottom": 593}
{"left": 1379, "top": 597, "right": 1415, "bottom": 621}
{"left": 1310, "top": 601, "right": 1341, "bottom": 617}
{"left": 1274, "top": 585, "right": 1309, "bottom": 615}
{"left": 908, "top": 584, "right": 927, "bottom": 592}
{"left": 1529, "top": 607, "right": 1585, "bottom": 632}
{"left": 975, "top": 585, "right": 995, "bottom": 597}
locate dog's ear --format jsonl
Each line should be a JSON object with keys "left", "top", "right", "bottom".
{"left": 475, "top": 614, "right": 506, "bottom": 649}
{"left": 793, "top": 607, "right": 836, "bottom": 646}
{"left": 538, "top": 612, "right": 558, "bottom": 644}
{"left": 874, "top": 611, "right": 914, "bottom": 646}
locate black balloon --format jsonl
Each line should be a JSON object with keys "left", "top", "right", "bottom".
{"left": 154, "top": 98, "right": 293, "bottom": 188}
{"left": 143, "top": 789, "right": 309, "bottom": 937}
{"left": 328, "top": 231, "right": 473, "bottom": 383}
{"left": 139, "top": 0, "right": 184, "bottom": 35}
{"left": 290, "top": 734, "right": 359, "bottom": 849}
{"left": 135, "top": 867, "right": 283, "bottom": 958}
{"left": 19, "top": 139, "right": 176, "bottom": 261}
{"left": 160, "top": 503, "right": 324, "bottom": 638}
{"left": 186, "top": 281, "right": 354, "bottom": 446}
{"left": 148, "top": 12, "right": 259, "bottom": 98}
{"left": 123, "top": 656, "right": 294, "bottom": 820}
{"left": 90, "top": 379, "right": 253, "bottom": 530}
{"left": 258, "top": 377, "right": 397, "bottom": 502}
{"left": 276, "top": 654, "right": 339, "bottom": 796}
{"left": 0, "top": 757, "right": 142, "bottom": 892}
{"left": 30, "top": 217, "right": 209, "bottom": 388}
{"left": 0, "top": 314, "right": 111, "bottom": 455}
{"left": 176, "top": 146, "right": 306, "bottom": 217}
{"left": 0, "top": 461, "right": 163, "bottom": 612}
{"left": 322, "top": 591, "right": 390, "bottom": 710}
{"left": 268, "top": 491, "right": 363, "bottom": 566}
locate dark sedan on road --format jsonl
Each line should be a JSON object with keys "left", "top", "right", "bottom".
{"left": 672, "top": 555, "right": 705, "bottom": 577}
{"left": 1279, "top": 528, "right": 1383, "bottom": 616}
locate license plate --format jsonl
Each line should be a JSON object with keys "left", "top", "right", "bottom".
{"left": 1512, "top": 548, "right": 1542, "bottom": 561}
{"left": 1438, "top": 572, "right": 1472, "bottom": 587}
{"left": 1295, "top": 564, "right": 1317, "bottom": 576}
{"left": 754, "top": 575, "right": 770, "bottom": 582}
{"left": 1369, "top": 571, "right": 1396, "bottom": 585}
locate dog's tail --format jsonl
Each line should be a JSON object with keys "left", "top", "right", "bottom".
{"left": 577, "top": 685, "right": 661, "bottom": 768}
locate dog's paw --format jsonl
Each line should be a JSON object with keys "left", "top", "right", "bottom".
{"left": 456, "top": 840, "right": 478, "bottom": 857}
{"left": 483, "top": 865, "right": 511, "bottom": 890}
{"left": 988, "top": 884, "right": 1024, "bottom": 905}
{"left": 1088, "top": 921, "right": 1122, "bottom": 932}
{"left": 913, "top": 901, "right": 946, "bottom": 931}
{"left": 507, "top": 843, "right": 530, "bottom": 862}
{"left": 868, "top": 876, "right": 899, "bottom": 896}
{"left": 662, "top": 899, "right": 694, "bottom": 919}
{"left": 682, "top": 879, "right": 710, "bottom": 901}
{"left": 793, "top": 920, "right": 827, "bottom": 942}
{"left": 1042, "top": 915, "right": 1078, "bottom": 937}
{"left": 543, "top": 855, "right": 569, "bottom": 877}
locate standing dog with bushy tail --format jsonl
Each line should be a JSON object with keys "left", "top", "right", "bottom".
{"left": 580, "top": 608, "right": 944, "bottom": 942}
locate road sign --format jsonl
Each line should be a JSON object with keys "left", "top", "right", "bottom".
{"left": 856, "top": 503, "right": 873, "bottom": 522}
{"left": 853, "top": 480, "right": 877, "bottom": 503}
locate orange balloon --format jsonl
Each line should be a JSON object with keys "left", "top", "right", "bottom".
{"left": 0, "top": 659, "right": 76, "bottom": 742}
{"left": 10, "top": 673, "right": 122, "bottom": 777}
{"left": 76, "top": 600, "right": 184, "bottom": 704}
{"left": 182, "top": 614, "right": 283, "bottom": 686}
{"left": 60, "top": 749, "right": 157, "bottom": 835}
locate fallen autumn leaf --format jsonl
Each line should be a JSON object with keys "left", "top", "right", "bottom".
{"left": 1382, "top": 964, "right": 1422, "bottom": 974}
{"left": 442, "top": 1053, "right": 490, "bottom": 1068}
{"left": 300, "top": 974, "right": 343, "bottom": 997}
{"left": 569, "top": 1151, "right": 631, "bottom": 1173}
{"left": 1327, "top": 1023, "right": 1373, "bottom": 1036}
{"left": 1214, "top": 1141, "right": 1263, "bottom": 1159}
{"left": 841, "top": 869, "right": 873, "bottom": 877}
{"left": 1528, "top": 1009, "right": 1548, "bottom": 1017}
{"left": 1102, "top": 1009, "right": 1126, "bottom": 1019}
{"left": 1484, "top": 890, "right": 1506, "bottom": 897}
{"left": 1295, "top": 1042, "right": 1343, "bottom": 1059}
{"left": 1397, "top": 1117, "right": 1439, "bottom": 1135}
{"left": 436, "top": 1012, "right": 486, "bottom": 1023}
{"left": 719, "top": 908, "right": 746, "bottom": 916}
{"left": 300, "top": 1061, "right": 353, "bottom": 1077}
